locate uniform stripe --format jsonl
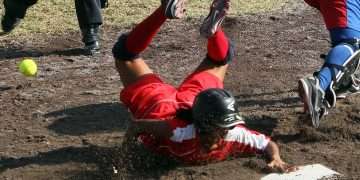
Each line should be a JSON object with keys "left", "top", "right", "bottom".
{"left": 170, "top": 124, "right": 196, "bottom": 142}
{"left": 225, "top": 126, "right": 270, "bottom": 151}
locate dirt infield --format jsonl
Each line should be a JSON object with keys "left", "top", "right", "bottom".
{"left": 1, "top": 1, "right": 360, "bottom": 180}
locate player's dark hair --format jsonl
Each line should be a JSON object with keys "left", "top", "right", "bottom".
{"left": 112, "top": 33, "right": 140, "bottom": 61}
{"left": 176, "top": 108, "right": 194, "bottom": 122}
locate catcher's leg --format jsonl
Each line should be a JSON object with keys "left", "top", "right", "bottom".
{"left": 317, "top": 43, "right": 356, "bottom": 91}
{"left": 318, "top": 43, "right": 360, "bottom": 101}
{"left": 330, "top": 49, "right": 360, "bottom": 99}
{"left": 298, "top": 43, "right": 360, "bottom": 128}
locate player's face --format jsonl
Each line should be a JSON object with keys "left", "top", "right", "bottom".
{"left": 199, "top": 127, "right": 228, "bottom": 151}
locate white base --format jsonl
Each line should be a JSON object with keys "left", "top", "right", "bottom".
{"left": 261, "top": 164, "right": 340, "bottom": 180}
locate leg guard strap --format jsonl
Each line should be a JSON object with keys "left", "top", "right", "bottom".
{"left": 319, "top": 49, "right": 360, "bottom": 104}
{"left": 329, "top": 50, "right": 360, "bottom": 91}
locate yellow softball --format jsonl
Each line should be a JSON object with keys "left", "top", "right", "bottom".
{"left": 19, "top": 58, "right": 38, "bottom": 77}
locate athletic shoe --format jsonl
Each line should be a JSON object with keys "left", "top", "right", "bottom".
{"left": 162, "top": 0, "right": 187, "bottom": 19}
{"left": 84, "top": 41, "right": 100, "bottom": 55}
{"left": 200, "top": 0, "right": 230, "bottom": 38}
{"left": 1, "top": 15, "right": 21, "bottom": 33}
{"left": 1, "top": 0, "right": 24, "bottom": 33}
{"left": 298, "top": 76, "right": 328, "bottom": 128}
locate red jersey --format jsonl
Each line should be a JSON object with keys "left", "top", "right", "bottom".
{"left": 304, "top": 0, "right": 360, "bottom": 30}
{"left": 120, "top": 72, "right": 270, "bottom": 164}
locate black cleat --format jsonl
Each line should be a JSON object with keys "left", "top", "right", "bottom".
{"left": 1, "top": 15, "right": 21, "bottom": 33}
{"left": 84, "top": 41, "right": 100, "bottom": 55}
{"left": 200, "top": 0, "right": 230, "bottom": 38}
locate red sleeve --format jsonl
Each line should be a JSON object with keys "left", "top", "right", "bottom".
{"left": 304, "top": 0, "right": 320, "bottom": 10}
{"left": 223, "top": 125, "right": 270, "bottom": 155}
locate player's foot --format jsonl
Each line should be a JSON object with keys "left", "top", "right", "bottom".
{"left": 84, "top": 41, "right": 100, "bottom": 55}
{"left": 161, "top": 0, "right": 187, "bottom": 19}
{"left": 1, "top": 15, "right": 21, "bottom": 33}
{"left": 298, "top": 76, "right": 328, "bottom": 128}
{"left": 200, "top": 0, "right": 230, "bottom": 38}
{"left": 81, "top": 25, "right": 100, "bottom": 55}
{"left": 1, "top": 0, "right": 24, "bottom": 33}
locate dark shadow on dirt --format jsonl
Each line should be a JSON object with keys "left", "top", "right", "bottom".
{"left": 274, "top": 126, "right": 330, "bottom": 144}
{"left": 244, "top": 115, "right": 278, "bottom": 136}
{"left": 236, "top": 90, "right": 296, "bottom": 98}
{"left": 45, "top": 102, "right": 130, "bottom": 136}
{"left": 237, "top": 96, "right": 300, "bottom": 108}
{"left": 0, "top": 48, "right": 89, "bottom": 60}
{"left": 0, "top": 144, "right": 179, "bottom": 180}
{"left": 65, "top": 170, "right": 106, "bottom": 180}
{"left": 0, "top": 86, "right": 12, "bottom": 92}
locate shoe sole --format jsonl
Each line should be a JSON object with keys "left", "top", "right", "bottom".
{"left": 298, "top": 79, "right": 320, "bottom": 128}
{"left": 200, "top": 1, "right": 228, "bottom": 38}
{"left": 2, "top": 16, "right": 21, "bottom": 33}
{"left": 165, "top": 0, "right": 186, "bottom": 19}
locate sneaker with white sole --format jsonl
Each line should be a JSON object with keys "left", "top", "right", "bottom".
{"left": 200, "top": 0, "right": 230, "bottom": 38}
{"left": 298, "top": 76, "right": 329, "bottom": 128}
{"left": 162, "top": 0, "right": 187, "bottom": 19}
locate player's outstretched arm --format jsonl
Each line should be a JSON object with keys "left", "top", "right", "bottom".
{"left": 264, "top": 141, "right": 298, "bottom": 173}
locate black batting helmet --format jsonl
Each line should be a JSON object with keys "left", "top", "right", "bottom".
{"left": 192, "top": 88, "right": 244, "bottom": 133}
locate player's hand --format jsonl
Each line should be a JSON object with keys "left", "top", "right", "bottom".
{"left": 267, "top": 158, "right": 298, "bottom": 173}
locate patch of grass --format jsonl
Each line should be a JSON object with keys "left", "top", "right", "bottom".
{"left": 0, "top": 0, "right": 288, "bottom": 37}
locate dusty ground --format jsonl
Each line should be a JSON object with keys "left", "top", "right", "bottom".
{"left": 1, "top": 1, "right": 360, "bottom": 180}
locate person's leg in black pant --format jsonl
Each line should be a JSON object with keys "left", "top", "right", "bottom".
{"left": 1, "top": 0, "right": 38, "bottom": 33}
{"left": 75, "top": 0, "right": 103, "bottom": 55}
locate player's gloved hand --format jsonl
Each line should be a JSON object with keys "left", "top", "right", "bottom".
{"left": 267, "top": 158, "right": 298, "bottom": 173}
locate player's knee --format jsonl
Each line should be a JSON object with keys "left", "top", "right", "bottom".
{"left": 206, "top": 40, "right": 235, "bottom": 65}
{"left": 112, "top": 33, "right": 139, "bottom": 61}
{"left": 326, "top": 43, "right": 354, "bottom": 65}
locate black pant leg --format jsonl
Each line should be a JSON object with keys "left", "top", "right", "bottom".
{"left": 75, "top": 0, "right": 103, "bottom": 29}
{"left": 3, "top": 0, "right": 38, "bottom": 18}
